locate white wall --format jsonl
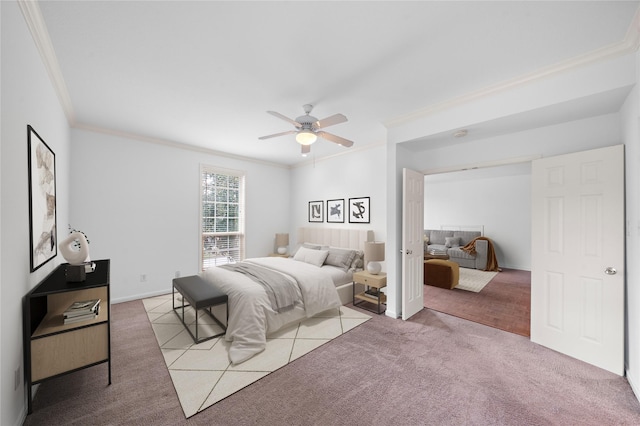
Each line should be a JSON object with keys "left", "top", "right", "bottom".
{"left": 289, "top": 144, "right": 387, "bottom": 253}
{"left": 621, "top": 52, "right": 640, "bottom": 398}
{"left": 424, "top": 163, "right": 531, "bottom": 270}
{"left": 1, "top": 2, "right": 70, "bottom": 424}
{"left": 70, "top": 129, "right": 291, "bottom": 303}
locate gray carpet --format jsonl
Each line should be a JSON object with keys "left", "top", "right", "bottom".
{"left": 25, "top": 299, "right": 640, "bottom": 425}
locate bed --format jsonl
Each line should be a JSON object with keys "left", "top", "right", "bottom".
{"left": 201, "top": 227, "right": 373, "bottom": 364}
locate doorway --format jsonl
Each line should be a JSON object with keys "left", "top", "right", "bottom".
{"left": 422, "top": 163, "right": 532, "bottom": 335}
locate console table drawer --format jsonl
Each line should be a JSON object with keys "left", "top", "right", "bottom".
{"left": 31, "top": 322, "right": 109, "bottom": 382}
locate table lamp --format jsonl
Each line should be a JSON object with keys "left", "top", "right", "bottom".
{"left": 365, "top": 241, "right": 385, "bottom": 274}
{"left": 276, "top": 233, "right": 289, "bottom": 255}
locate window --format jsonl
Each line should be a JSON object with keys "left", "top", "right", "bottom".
{"left": 200, "top": 165, "right": 245, "bottom": 270}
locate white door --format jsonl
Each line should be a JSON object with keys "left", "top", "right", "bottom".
{"left": 402, "top": 168, "right": 425, "bottom": 320}
{"left": 531, "top": 145, "right": 624, "bottom": 375}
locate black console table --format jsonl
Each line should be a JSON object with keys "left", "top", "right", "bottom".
{"left": 23, "top": 259, "right": 111, "bottom": 414}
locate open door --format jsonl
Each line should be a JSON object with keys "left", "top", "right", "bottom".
{"left": 402, "top": 168, "right": 424, "bottom": 320}
{"left": 531, "top": 145, "right": 624, "bottom": 375}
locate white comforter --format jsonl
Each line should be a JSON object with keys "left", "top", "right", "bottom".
{"left": 201, "top": 257, "right": 341, "bottom": 364}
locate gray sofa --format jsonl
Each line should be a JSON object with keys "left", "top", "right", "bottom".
{"left": 424, "top": 229, "right": 488, "bottom": 270}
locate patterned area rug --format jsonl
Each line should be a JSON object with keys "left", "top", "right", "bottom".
{"left": 456, "top": 268, "right": 499, "bottom": 292}
{"left": 143, "top": 293, "right": 370, "bottom": 418}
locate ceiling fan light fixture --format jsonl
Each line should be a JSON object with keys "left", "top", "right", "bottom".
{"left": 296, "top": 130, "right": 317, "bottom": 145}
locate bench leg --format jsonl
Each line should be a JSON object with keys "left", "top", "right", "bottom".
{"left": 202, "top": 305, "right": 227, "bottom": 338}
{"left": 172, "top": 286, "right": 227, "bottom": 345}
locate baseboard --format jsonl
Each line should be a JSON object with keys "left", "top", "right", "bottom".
{"left": 385, "top": 309, "right": 400, "bottom": 319}
{"left": 17, "top": 383, "right": 39, "bottom": 426}
{"left": 626, "top": 368, "right": 640, "bottom": 403}
{"left": 111, "top": 288, "right": 171, "bottom": 304}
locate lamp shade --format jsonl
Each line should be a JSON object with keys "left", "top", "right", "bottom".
{"left": 365, "top": 241, "right": 385, "bottom": 262}
{"left": 275, "top": 233, "right": 289, "bottom": 247}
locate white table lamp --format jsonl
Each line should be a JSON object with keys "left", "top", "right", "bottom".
{"left": 365, "top": 241, "right": 385, "bottom": 274}
{"left": 276, "top": 233, "right": 289, "bottom": 255}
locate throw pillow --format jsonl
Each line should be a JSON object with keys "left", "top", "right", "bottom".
{"left": 349, "top": 250, "right": 365, "bottom": 271}
{"left": 291, "top": 242, "right": 327, "bottom": 257}
{"left": 293, "top": 246, "right": 329, "bottom": 267}
{"left": 445, "top": 236, "right": 461, "bottom": 248}
{"left": 324, "top": 247, "right": 356, "bottom": 272}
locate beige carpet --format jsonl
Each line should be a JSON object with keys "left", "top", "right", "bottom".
{"left": 142, "top": 293, "right": 370, "bottom": 418}
{"left": 456, "top": 268, "right": 498, "bottom": 292}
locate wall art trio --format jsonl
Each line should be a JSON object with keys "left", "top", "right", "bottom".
{"left": 308, "top": 197, "right": 370, "bottom": 224}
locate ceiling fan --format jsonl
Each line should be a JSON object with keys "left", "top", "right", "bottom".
{"left": 258, "top": 104, "right": 354, "bottom": 156}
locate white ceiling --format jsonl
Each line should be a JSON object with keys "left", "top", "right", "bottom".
{"left": 35, "top": 1, "right": 639, "bottom": 167}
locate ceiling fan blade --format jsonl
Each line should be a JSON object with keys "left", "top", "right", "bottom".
{"left": 301, "top": 144, "right": 311, "bottom": 156}
{"left": 267, "top": 111, "right": 302, "bottom": 128}
{"left": 317, "top": 131, "right": 354, "bottom": 148}
{"left": 314, "top": 113, "right": 347, "bottom": 129}
{"left": 258, "top": 130, "right": 296, "bottom": 140}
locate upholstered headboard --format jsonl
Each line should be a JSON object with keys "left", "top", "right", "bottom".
{"left": 297, "top": 227, "right": 374, "bottom": 251}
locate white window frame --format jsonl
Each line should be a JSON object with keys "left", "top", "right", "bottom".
{"left": 199, "top": 164, "right": 245, "bottom": 270}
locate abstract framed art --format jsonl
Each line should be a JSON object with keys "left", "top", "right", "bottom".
{"left": 326, "top": 199, "right": 345, "bottom": 223}
{"left": 348, "top": 196, "right": 370, "bottom": 223}
{"left": 308, "top": 200, "right": 324, "bottom": 222}
{"left": 28, "top": 125, "right": 57, "bottom": 272}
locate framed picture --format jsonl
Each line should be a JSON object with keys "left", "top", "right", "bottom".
{"left": 308, "top": 200, "right": 324, "bottom": 222}
{"left": 348, "top": 197, "right": 370, "bottom": 223}
{"left": 326, "top": 199, "right": 345, "bottom": 223}
{"left": 28, "top": 125, "right": 57, "bottom": 272}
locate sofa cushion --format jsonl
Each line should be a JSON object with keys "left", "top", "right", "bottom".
{"left": 447, "top": 247, "right": 476, "bottom": 260}
{"left": 428, "top": 230, "right": 453, "bottom": 245}
{"left": 453, "top": 231, "right": 481, "bottom": 246}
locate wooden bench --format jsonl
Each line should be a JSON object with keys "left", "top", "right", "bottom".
{"left": 172, "top": 275, "right": 228, "bottom": 344}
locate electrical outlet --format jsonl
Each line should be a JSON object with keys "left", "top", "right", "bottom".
{"left": 175, "top": 271, "right": 181, "bottom": 278}
{"left": 140, "top": 274, "right": 147, "bottom": 282}
{"left": 14, "top": 366, "right": 20, "bottom": 390}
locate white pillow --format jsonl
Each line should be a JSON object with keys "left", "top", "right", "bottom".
{"left": 291, "top": 242, "right": 328, "bottom": 257}
{"left": 293, "top": 246, "right": 329, "bottom": 267}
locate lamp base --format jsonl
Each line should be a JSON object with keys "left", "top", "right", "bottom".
{"left": 367, "top": 261, "right": 381, "bottom": 275}
{"left": 277, "top": 247, "right": 287, "bottom": 255}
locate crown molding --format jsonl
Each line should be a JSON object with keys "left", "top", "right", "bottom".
{"left": 385, "top": 6, "right": 640, "bottom": 128}
{"left": 18, "top": 0, "right": 76, "bottom": 125}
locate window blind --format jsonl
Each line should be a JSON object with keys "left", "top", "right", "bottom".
{"left": 200, "top": 165, "right": 245, "bottom": 270}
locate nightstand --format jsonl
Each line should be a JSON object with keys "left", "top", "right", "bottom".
{"left": 352, "top": 270, "right": 387, "bottom": 314}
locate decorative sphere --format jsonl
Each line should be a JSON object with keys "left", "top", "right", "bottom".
{"left": 277, "top": 247, "right": 287, "bottom": 255}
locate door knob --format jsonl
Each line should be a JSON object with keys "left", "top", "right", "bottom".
{"left": 604, "top": 267, "right": 617, "bottom": 275}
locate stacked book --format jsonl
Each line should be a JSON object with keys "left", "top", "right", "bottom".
{"left": 63, "top": 298, "right": 100, "bottom": 324}
{"left": 429, "top": 248, "right": 447, "bottom": 255}
{"left": 364, "top": 288, "right": 380, "bottom": 299}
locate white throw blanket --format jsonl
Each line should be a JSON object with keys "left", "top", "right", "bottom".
{"left": 202, "top": 257, "right": 341, "bottom": 364}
